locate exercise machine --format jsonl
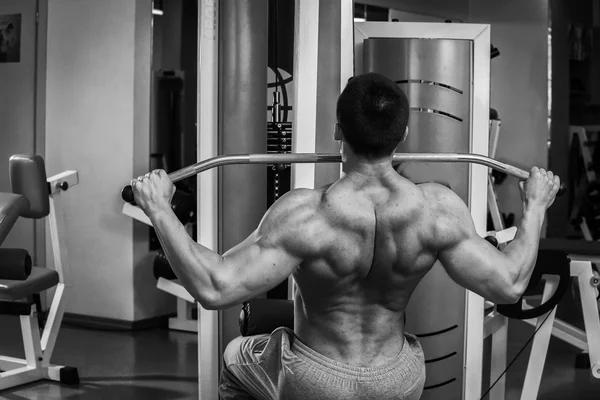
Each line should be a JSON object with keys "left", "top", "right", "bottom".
{"left": 483, "top": 235, "right": 600, "bottom": 399}
{"left": 483, "top": 131, "right": 600, "bottom": 398}
{"left": 0, "top": 155, "right": 79, "bottom": 389}
{"left": 120, "top": 2, "right": 568, "bottom": 399}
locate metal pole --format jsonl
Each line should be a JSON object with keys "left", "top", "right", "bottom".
{"left": 219, "top": 0, "right": 269, "bottom": 356}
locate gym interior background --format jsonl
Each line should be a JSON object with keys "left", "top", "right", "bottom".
{"left": 0, "top": 0, "right": 600, "bottom": 399}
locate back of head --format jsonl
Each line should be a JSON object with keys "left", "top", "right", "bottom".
{"left": 336, "top": 72, "right": 409, "bottom": 159}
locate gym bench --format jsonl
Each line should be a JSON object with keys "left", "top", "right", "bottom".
{"left": 0, "top": 155, "right": 79, "bottom": 390}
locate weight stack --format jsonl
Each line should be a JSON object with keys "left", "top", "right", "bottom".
{"left": 266, "top": 120, "right": 292, "bottom": 299}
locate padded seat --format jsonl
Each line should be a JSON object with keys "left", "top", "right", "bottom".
{"left": 0, "top": 267, "right": 59, "bottom": 301}
{"left": 0, "top": 193, "right": 29, "bottom": 245}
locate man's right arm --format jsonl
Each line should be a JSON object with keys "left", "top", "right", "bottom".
{"left": 427, "top": 168, "right": 559, "bottom": 304}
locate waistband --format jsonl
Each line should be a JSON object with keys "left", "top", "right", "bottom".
{"left": 278, "top": 327, "right": 424, "bottom": 382}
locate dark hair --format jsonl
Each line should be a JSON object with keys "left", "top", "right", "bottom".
{"left": 336, "top": 72, "right": 409, "bottom": 158}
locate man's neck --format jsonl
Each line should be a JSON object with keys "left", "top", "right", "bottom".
{"left": 341, "top": 155, "right": 396, "bottom": 181}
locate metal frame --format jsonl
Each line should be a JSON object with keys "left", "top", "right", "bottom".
{"left": 498, "top": 261, "right": 600, "bottom": 398}
{"left": 290, "top": 0, "right": 319, "bottom": 190}
{"left": 288, "top": 0, "right": 319, "bottom": 301}
{"left": 35, "top": 0, "right": 50, "bottom": 273}
{"left": 540, "top": 257, "right": 600, "bottom": 350}
{"left": 487, "top": 118, "right": 505, "bottom": 239}
{"left": 197, "top": 0, "right": 220, "bottom": 398}
{"left": 489, "top": 120, "right": 502, "bottom": 160}
{"left": 484, "top": 132, "right": 510, "bottom": 400}
{"left": 521, "top": 258, "right": 600, "bottom": 379}
{"left": 484, "top": 228, "right": 600, "bottom": 399}
{"left": 156, "top": 278, "right": 197, "bottom": 333}
{"left": 0, "top": 170, "right": 78, "bottom": 390}
{"left": 352, "top": 22, "right": 491, "bottom": 400}
{"left": 339, "top": 0, "right": 354, "bottom": 178}
{"left": 122, "top": 202, "right": 152, "bottom": 226}
{"left": 519, "top": 276, "right": 561, "bottom": 400}
{"left": 564, "top": 258, "right": 600, "bottom": 379}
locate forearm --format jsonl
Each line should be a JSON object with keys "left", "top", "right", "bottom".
{"left": 150, "top": 208, "right": 222, "bottom": 305}
{"left": 502, "top": 206, "right": 545, "bottom": 290}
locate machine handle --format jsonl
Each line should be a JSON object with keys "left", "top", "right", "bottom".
{"left": 121, "top": 152, "right": 566, "bottom": 203}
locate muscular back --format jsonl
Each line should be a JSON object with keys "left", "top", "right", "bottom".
{"left": 289, "top": 172, "right": 442, "bottom": 367}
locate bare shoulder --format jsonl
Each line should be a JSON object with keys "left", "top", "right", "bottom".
{"left": 257, "top": 188, "right": 330, "bottom": 255}
{"left": 260, "top": 188, "right": 322, "bottom": 226}
{"left": 417, "top": 183, "right": 475, "bottom": 246}
{"left": 419, "top": 183, "right": 465, "bottom": 214}
{"left": 418, "top": 182, "right": 470, "bottom": 223}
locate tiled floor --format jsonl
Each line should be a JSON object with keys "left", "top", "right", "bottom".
{"left": 0, "top": 311, "right": 599, "bottom": 399}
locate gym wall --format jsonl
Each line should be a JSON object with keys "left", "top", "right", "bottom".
{"left": 0, "top": 0, "right": 37, "bottom": 258}
{"left": 44, "top": 0, "right": 173, "bottom": 322}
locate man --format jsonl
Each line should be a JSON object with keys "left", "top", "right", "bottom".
{"left": 131, "top": 72, "right": 560, "bottom": 399}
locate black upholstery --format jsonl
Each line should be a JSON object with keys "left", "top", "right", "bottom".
{"left": 239, "top": 299, "right": 294, "bottom": 336}
{"left": 9, "top": 154, "right": 49, "bottom": 219}
{"left": 153, "top": 250, "right": 177, "bottom": 280}
{"left": 0, "top": 298, "right": 35, "bottom": 315}
{"left": 0, "top": 249, "right": 32, "bottom": 280}
{"left": 0, "top": 193, "right": 29, "bottom": 245}
{"left": 0, "top": 156, "right": 59, "bottom": 303}
{"left": 0, "top": 267, "right": 59, "bottom": 301}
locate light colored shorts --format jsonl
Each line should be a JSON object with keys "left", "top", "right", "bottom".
{"left": 219, "top": 327, "right": 425, "bottom": 400}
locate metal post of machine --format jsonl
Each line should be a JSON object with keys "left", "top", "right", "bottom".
{"left": 219, "top": 0, "right": 270, "bottom": 352}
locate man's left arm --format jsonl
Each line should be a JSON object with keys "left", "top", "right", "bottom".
{"left": 132, "top": 170, "right": 318, "bottom": 309}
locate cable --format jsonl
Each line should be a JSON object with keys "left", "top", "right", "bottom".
{"left": 273, "top": 0, "right": 280, "bottom": 122}
{"left": 479, "top": 310, "right": 553, "bottom": 400}
{"left": 274, "top": 0, "right": 279, "bottom": 89}
{"left": 267, "top": 0, "right": 291, "bottom": 123}
{"left": 274, "top": 68, "right": 290, "bottom": 122}
{"left": 266, "top": 69, "right": 291, "bottom": 122}
{"left": 267, "top": 75, "right": 292, "bottom": 88}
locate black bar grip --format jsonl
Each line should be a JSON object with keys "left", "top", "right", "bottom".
{"left": 122, "top": 185, "right": 134, "bottom": 203}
